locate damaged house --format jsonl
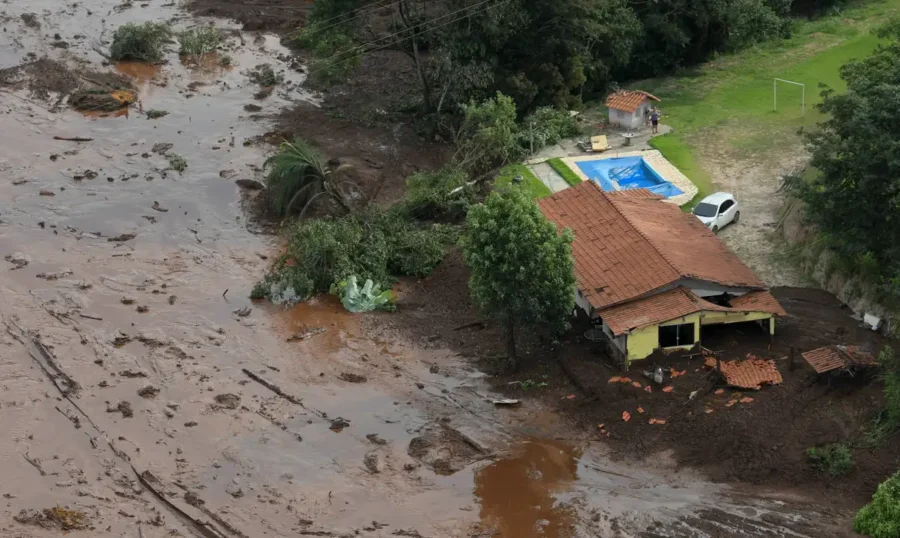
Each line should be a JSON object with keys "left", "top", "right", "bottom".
{"left": 538, "top": 181, "right": 786, "bottom": 364}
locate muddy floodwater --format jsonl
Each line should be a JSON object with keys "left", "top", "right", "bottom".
{"left": 0, "top": 1, "right": 857, "bottom": 537}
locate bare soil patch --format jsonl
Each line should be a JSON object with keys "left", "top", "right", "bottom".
{"left": 0, "top": 58, "right": 134, "bottom": 105}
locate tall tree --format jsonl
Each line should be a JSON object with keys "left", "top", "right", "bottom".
{"left": 798, "top": 22, "right": 900, "bottom": 298}
{"left": 459, "top": 188, "right": 576, "bottom": 364}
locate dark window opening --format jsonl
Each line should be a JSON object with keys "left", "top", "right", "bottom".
{"left": 659, "top": 322, "right": 695, "bottom": 348}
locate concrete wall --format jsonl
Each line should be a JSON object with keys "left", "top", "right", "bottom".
{"left": 608, "top": 103, "right": 648, "bottom": 129}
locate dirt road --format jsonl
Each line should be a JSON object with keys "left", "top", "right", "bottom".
{"left": 0, "top": 1, "right": 864, "bottom": 537}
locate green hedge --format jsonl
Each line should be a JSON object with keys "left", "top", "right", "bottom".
{"left": 547, "top": 158, "right": 582, "bottom": 187}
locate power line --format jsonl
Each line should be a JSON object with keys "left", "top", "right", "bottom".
{"left": 309, "top": 0, "right": 511, "bottom": 76}
{"left": 299, "top": 0, "right": 404, "bottom": 40}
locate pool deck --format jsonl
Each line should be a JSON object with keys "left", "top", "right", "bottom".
{"left": 560, "top": 150, "right": 697, "bottom": 206}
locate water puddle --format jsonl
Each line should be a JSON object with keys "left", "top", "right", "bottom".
{"left": 476, "top": 440, "right": 580, "bottom": 538}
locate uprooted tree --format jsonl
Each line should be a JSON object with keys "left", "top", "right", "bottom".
{"left": 459, "top": 187, "right": 575, "bottom": 365}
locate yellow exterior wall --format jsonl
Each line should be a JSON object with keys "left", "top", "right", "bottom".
{"left": 625, "top": 311, "right": 775, "bottom": 363}
{"left": 627, "top": 313, "right": 700, "bottom": 362}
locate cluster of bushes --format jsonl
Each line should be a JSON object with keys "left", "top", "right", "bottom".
{"left": 854, "top": 471, "right": 900, "bottom": 538}
{"left": 250, "top": 207, "right": 455, "bottom": 305}
{"left": 109, "top": 22, "right": 172, "bottom": 62}
{"left": 806, "top": 443, "right": 853, "bottom": 477}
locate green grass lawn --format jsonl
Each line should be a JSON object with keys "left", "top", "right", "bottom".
{"left": 619, "top": 0, "right": 900, "bottom": 204}
{"left": 495, "top": 163, "right": 552, "bottom": 199}
{"left": 547, "top": 158, "right": 582, "bottom": 187}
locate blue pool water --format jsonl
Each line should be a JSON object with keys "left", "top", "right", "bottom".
{"left": 575, "top": 156, "right": 683, "bottom": 198}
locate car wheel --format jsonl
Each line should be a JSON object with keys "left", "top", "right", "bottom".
{"left": 712, "top": 225, "right": 719, "bottom": 233}
{"left": 733, "top": 211, "right": 740, "bottom": 224}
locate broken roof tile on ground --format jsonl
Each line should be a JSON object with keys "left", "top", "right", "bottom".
{"left": 801, "top": 345, "right": 878, "bottom": 374}
{"left": 705, "top": 355, "right": 782, "bottom": 390}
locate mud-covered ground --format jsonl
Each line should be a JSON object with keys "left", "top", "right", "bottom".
{"left": 0, "top": 1, "right": 888, "bottom": 537}
{"left": 383, "top": 250, "right": 896, "bottom": 511}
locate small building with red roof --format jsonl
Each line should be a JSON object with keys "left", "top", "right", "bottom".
{"left": 605, "top": 90, "right": 660, "bottom": 129}
{"left": 537, "top": 181, "right": 786, "bottom": 364}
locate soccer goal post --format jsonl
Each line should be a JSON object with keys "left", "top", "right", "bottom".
{"left": 774, "top": 78, "right": 805, "bottom": 116}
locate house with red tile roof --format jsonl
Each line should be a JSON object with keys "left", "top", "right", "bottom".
{"left": 538, "top": 181, "right": 786, "bottom": 364}
{"left": 605, "top": 90, "right": 660, "bottom": 129}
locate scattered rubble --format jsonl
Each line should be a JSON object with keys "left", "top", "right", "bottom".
{"left": 5, "top": 252, "right": 30, "bottom": 269}
{"left": 705, "top": 355, "right": 783, "bottom": 390}
{"left": 14, "top": 506, "right": 89, "bottom": 531}
{"left": 107, "top": 401, "right": 134, "bottom": 418}
{"left": 138, "top": 385, "right": 160, "bottom": 398}
{"left": 363, "top": 451, "right": 382, "bottom": 474}
{"left": 338, "top": 372, "right": 367, "bottom": 383}
{"left": 214, "top": 393, "right": 241, "bottom": 409}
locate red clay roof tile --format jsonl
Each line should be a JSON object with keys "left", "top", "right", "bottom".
{"left": 801, "top": 345, "right": 878, "bottom": 374}
{"left": 605, "top": 90, "right": 660, "bottom": 113}
{"left": 705, "top": 356, "right": 783, "bottom": 390}
{"left": 538, "top": 181, "right": 768, "bottom": 311}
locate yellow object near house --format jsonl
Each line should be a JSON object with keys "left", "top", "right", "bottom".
{"left": 537, "top": 181, "right": 787, "bottom": 367}
{"left": 590, "top": 135, "right": 610, "bottom": 152}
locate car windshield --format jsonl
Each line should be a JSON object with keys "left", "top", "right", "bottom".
{"left": 693, "top": 202, "right": 718, "bottom": 217}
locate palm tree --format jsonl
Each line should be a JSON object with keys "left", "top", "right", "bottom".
{"left": 264, "top": 138, "right": 355, "bottom": 217}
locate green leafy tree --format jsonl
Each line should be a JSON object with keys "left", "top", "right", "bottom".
{"left": 797, "top": 23, "right": 900, "bottom": 302}
{"left": 854, "top": 471, "right": 900, "bottom": 538}
{"left": 453, "top": 92, "right": 522, "bottom": 176}
{"left": 459, "top": 188, "right": 576, "bottom": 364}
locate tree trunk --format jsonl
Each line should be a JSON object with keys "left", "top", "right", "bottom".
{"left": 411, "top": 37, "right": 432, "bottom": 112}
{"left": 506, "top": 319, "right": 517, "bottom": 366}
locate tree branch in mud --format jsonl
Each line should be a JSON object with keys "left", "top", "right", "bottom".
{"left": 241, "top": 368, "right": 304, "bottom": 406}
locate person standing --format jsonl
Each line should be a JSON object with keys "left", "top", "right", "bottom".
{"left": 650, "top": 107, "right": 660, "bottom": 134}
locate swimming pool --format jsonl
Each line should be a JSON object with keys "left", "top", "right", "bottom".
{"left": 574, "top": 156, "right": 684, "bottom": 198}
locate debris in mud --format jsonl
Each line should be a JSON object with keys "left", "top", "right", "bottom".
{"left": 36, "top": 270, "right": 73, "bottom": 280}
{"left": 235, "top": 179, "right": 265, "bottom": 190}
{"left": 12, "top": 179, "right": 28, "bottom": 186}
{"left": 491, "top": 399, "right": 520, "bottom": 406}
{"left": 363, "top": 451, "right": 382, "bottom": 474}
{"left": 168, "top": 295, "right": 177, "bottom": 305}
{"left": 152, "top": 143, "right": 173, "bottom": 155}
{"left": 226, "top": 480, "right": 244, "bottom": 498}
{"left": 329, "top": 417, "right": 351, "bottom": 432}
{"left": 254, "top": 87, "right": 274, "bottom": 100}
{"left": 214, "top": 393, "right": 241, "bottom": 409}
{"left": 184, "top": 421, "right": 198, "bottom": 427}
{"left": 136, "top": 305, "right": 149, "bottom": 313}
{"left": 338, "top": 372, "right": 367, "bottom": 383}
{"left": 120, "top": 297, "right": 136, "bottom": 305}
{"left": 108, "top": 401, "right": 134, "bottom": 418}
{"left": 39, "top": 189, "right": 56, "bottom": 196}
{"left": 5, "top": 252, "right": 31, "bottom": 270}
{"left": 243, "top": 104, "right": 262, "bottom": 112}
{"left": 705, "top": 355, "right": 783, "bottom": 390}
{"left": 108, "top": 233, "right": 136, "bottom": 242}
{"left": 247, "top": 64, "right": 283, "bottom": 87}
{"left": 219, "top": 169, "right": 237, "bottom": 179}
{"left": 233, "top": 306, "right": 252, "bottom": 317}
{"left": 151, "top": 201, "right": 169, "bottom": 212}
{"left": 366, "top": 433, "right": 387, "bottom": 445}
{"left": 286, "top": 327, "right": 326, "bottom": 342}
{"left": 20, "top": 13, "right": 41, "bottom": 29}
{"left": 69, "top": 90, "right": 134, "bottom": 112}
{"left": 138, "top": 385, "right": 160, "bottom": 398}
{"left": 14, "top": 506, "right": 89, "bottom": 531}
{"left": 407, "top": 425, "right": 484, "bottom": 475}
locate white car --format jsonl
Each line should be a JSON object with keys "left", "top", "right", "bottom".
{"left": 692, "top": 192, "right": 739, "bottom": 232}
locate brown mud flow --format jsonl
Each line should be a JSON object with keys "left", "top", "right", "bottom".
{"left": 0, "top": 1, "right": 865, "bottom": 538}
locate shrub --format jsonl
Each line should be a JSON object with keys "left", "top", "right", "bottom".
{"left": 146, "top": 109, "right": 168, "bottom": 119}
{"left": 403, "top": 167, "right": 474, "bottom": 220}
{"left": 219, "top": 54, "right": 233, "bottom": 67}
{"left": 854, "top": 471, "right": 900, "bottom": 538}
{"left": 520, "top": 107, "right": 580, "bottom": 152}
{"left": 178, "top": 25, "right": 220, "bottom": 56}
{"left": 252, "top": 209, "right": 451, "bottom": 305}
{"left": 871, "top": 346, "right": 900, "bottom": 442}
{"left": 109, "top": 22, "right": 172, "bottom": 62}
{"left": 168, "top": 154, "right": 187, "bottom": 173}
{"left": 806, "top": 443, "right": 853, "bottom": 477}
{"left": 264, "top": 138, "right": 353, "bottom": 217}
{"left": 248, "top": 64, "right": 283, "bottom": 86}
